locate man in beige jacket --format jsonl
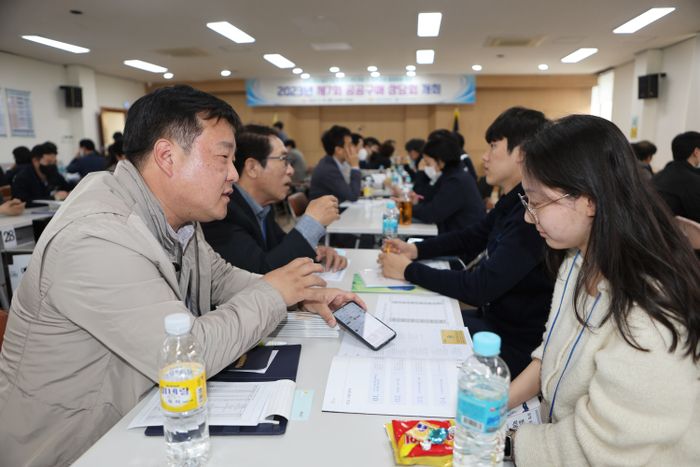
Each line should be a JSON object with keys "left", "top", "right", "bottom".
{"left": 0, "top": 85, "right": 359, "bottom": 467}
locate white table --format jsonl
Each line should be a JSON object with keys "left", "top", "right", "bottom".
{"left": 327, "top": 199, "right": 438, "bottom": 246}
{"left": 74, "top": 249, "right": 465, "bottom": 467}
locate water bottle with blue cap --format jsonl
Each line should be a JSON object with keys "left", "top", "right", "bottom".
{"left": 381, "top": 200, "right": 399, "bottom": 251}
{"left": 453, "top": 332, "right": 511, "bottom": 466}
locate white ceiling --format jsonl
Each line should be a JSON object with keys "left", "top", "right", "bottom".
{"left": 1, "top": 0, "right": 699, "bottom": 84}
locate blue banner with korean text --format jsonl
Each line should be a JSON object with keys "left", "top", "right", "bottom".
{"left": 246, "top": 75, "right": 476, "bottom": 107}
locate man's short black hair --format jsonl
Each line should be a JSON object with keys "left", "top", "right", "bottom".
{"left": 671, "top": 131, "right": 700, "bottom": 161}
{"left": 79, "top": 139, "right": 96, "bottom": 151}
{"left": 631, "top": 140, "right": 657, "bottom": 161}
{"left": 43, "top": 141, "right": 58, "bottom": 154}
{"left": 422, "top": 134, "right": 461, "bottom": 168}
{"left": 285, "top": 139, "right": 296, "bottom": 149}
{"left": 123, "top": 85, "right": 241, "bottom": 169}
{"left": 351, "top": 133, "right": 363, "bottom": 146}
{"left": 31, "top": 143, "right": 53, "bottom": 160}
{"left": 233, "top": 124, "right": 279, "bottom": 173}
{"left": 405, "top": 138, "right": 425, "bottom": 153}
{"left": 363, "top": 136, "right": 380, "bottom": 147}
{"left": 12, "top": 146, "right": 31, "bottom": 165}
{"left": 485, "top": 106, "right": 548, "bottom": 152}
{"left": 273, "top": 121, "right": 284, "bottom": 130}
{"left": 321, "top": 125, "right": 351, "bottom": 155}
{"left": 112, "top": 131, "right": 123, "bottom": 142}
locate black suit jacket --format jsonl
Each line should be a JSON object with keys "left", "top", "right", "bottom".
{"left": 201, "top": 187, "right": 316, "bottom": 274}
{"left": 653, "top": 160, "right": 700, "bottom": 223}
{"left": 309, "top": 155, "right": 361, "bottom": 202}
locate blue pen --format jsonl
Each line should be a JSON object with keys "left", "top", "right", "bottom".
{"left": 387, "top": 285, "right": 415, "bottom": 291}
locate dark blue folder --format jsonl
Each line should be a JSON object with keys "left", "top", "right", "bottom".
{"left": 145, "top": 344, "right": 301, "bottom": 436}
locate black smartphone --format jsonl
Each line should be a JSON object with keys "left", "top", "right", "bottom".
{"left": 333, "top": 301, "right": 397, "bottom": 351}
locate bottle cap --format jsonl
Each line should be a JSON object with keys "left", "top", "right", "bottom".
{"left": 472, "top": 332, "right": 501, "bottom": 357}
{"left": 386, "top": 201, "right": 396, "bottom": 209}
{"left": 164, "top": 313, "right": 192, "bottom": 335}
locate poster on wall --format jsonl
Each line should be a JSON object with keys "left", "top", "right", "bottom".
{"left": 246, "top": 75, "right": 476, "bottom": 107}
{"left": 6, "top": 89, "right": 35, "bottom": 137}
{"left": 0, "top": 88, "right": 7, "bottom": 137}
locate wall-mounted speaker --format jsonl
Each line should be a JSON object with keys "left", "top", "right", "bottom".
{"left": 638, "top": 73, "right": 666, "bottom": 99}
{"left": 59, "top": 85, "right": 83, "bottom": 108}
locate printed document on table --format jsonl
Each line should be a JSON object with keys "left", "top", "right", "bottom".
{"left": 316, "top": 260, "right": 350, "bottom": 282}
{"left": 359, "top": 268, "right": 411, "bottom": 288}
{"left": 322, "top": 356, "right": 459, "bottom": 417}
{"left": 128, "top": 380, "right": 296, "bottom": 429}
{"left": 337, "top": 295, "right": 472, "bottom": 361}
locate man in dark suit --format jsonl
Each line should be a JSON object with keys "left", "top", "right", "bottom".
{"left": 66, "top": 138, "right": 106, "bottom": 178}
{"left": 653, "top": 131, "right": 700, "bottom": 223}
{"left": 12, "top": 143, "right": 71, "bottom": 206}
{"left": 202, "top": 124, "right": 347, "bottom": 274}
{"left": 309, "top": 125, "right": 361, "bottom": 202}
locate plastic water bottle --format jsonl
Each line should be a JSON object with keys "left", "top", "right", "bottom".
{"left": 453, "top": 332, "right": 511, "bottom": 467}
{"left": 159, "top": 313, "right": 210, "bottom": 466}
{"left": 382, "top": 200, "right": 399, "bottom": 242}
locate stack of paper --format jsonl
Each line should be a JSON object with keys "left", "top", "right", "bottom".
{"left": 269, "top": 311, "right": 339, "bottom": 339}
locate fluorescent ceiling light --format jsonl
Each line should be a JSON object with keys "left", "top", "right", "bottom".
{"left": 538, "top": 64, "right": 549, "bottom": 71}
{"left": 560, "top": 48, "right": 598, "bottom": 63}
{"left": 124, "top": 59, "right": 168, "bottom": 73}
{"left": 21, "top": 35, "right": 89, "bottom": 54}
{"left": 301, "top": 73, "right": 310, "bottom": 79}
{"left": 263, "top": 54, "right": 295, "bottom": 69}
{"left": 292, "top": 68, "right": 303, "bottom": 74}
{"left": 329, "top": 66, "right": 340, "bottom": 73}
{"left": 417, "top": 12, "right": 442, "bottom": 37}
{"left": 406, "top": 71, "right": 417, "bottom": 77}
{"left": 370, "top": 71, "right": 380, "bottom": 78}
{"left": 416, "top": 49, "right": 435, "bottom": 64}
{"left": 163, "top": 72, "right": 174, "bottom": 79}
{"left": 406, "top": 65, "right": 416, "bottom": 71}
{"left": 471, "top": 64, "right": 482, "bottom": 71}
{"left": 613, "top": 8, "right": 675, "bottom": 34}
{"left": 367, "top": 65, "right": 378, "bottom": 72}
{"left": 335, "top": 72, "right": 345, "bottom": 78}
{"left": 206, "top": 21, "right": 255, "bottom": 43}
{"left": 220, "top": 69, "right": 232, "bottom": 77}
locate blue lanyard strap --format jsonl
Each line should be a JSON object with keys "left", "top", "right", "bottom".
{"left": 547, "top": 291, "right": 601, "bottom": 423}
{"left": 543, "top": 250, "right": 580, "bottom": 355}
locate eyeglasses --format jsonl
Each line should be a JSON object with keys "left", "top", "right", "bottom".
{"left": 266, "top": 155, "right": 290, "bottom": 167}
{"left": 518, "top": 192, "right": 571, "bottom": 224}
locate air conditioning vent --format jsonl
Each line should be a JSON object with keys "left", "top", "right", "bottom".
{"left": 484, "top": 36, "right": 544, "bottom": 47}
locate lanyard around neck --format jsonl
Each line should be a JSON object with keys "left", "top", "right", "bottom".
{"left": 542, "top": 250, "right": 602, "bottom": 423}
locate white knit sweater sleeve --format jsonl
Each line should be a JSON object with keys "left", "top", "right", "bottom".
{"left": 514, "top": 310, "right": 699, "bottom": 466}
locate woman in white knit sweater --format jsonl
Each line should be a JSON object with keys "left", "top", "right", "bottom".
{"left": 508, "top": 115, "right": 700, "bottom": 466}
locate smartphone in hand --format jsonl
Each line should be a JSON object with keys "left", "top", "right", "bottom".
{"left": 333, "top": 301, "right": 397, "bottom": 351}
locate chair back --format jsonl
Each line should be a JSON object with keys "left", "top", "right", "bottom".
{"left": 287, "top": 192, "right": 309, "bottom": 219}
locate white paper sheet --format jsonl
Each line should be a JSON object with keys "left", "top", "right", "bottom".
{"left": 228, "top": 350, "right": 278, "bottom": 374}
{"left": 322, "top": 356, "right": 459, "bottom": 417}
{"left": 359, "top": 268, "right": 411, "bottom": 288}
{"left": 418, "top": 259, "right": 450, "bottom": 270}
{"left": 128, "top": 380, "right": 296, "bottom": 429}
{"left": 316, "top": 259, "right": 350, "bottom": 282}
{"left": 269, "top": 311, "right": 339, "bottom": 338}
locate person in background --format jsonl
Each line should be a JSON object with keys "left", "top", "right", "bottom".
{"left": 407, "top": 133, "right": 485, "bottom": 234}
{"left": 351, "top": 133, "right": 368, "bottom": 169}
{"left": 203, "top": 124, "right": 345, "bottom": 273}
{"left": 402, "top": 138, "right": 432, "bottom": 197}
{"left": 12, "top": 143, "right": 70, "bottom": 206}
{"left": 66, "top": 138, "right": 107, "bottom": 177}
{"left": 2, "top": 146, "right": 33, "bottom": 186}
{"left": 507, "top": 114, "right": 699, "bottom": 466}
{"left": 652, "top": 131, "right": 700, "bottom": 222}
{"left": 106, "top": 140, "right": 126, "bottom": 172}
{"left": 453, "top": 130, "right": 478, "bottom": 180}
{"left": 0, "top": 85, "right": 362, "bottom": 467}
{"left": 309, "top": 125, "right": 361, "bottom": 203}
{"left": 379, "top": 107, "right": 552, "bottom": 377}
{"left": 363, "top": 136, "right": 380, "bottom": 165}
{"left": 284, "top": 139, "right": 308, "bottom": 184}
{"left": 368, "top": 140, "right": 394, "bottom": 170}
{"left": 272, "top": 121, "right": 289, "bottom": 142}
{"left": 631, "top": 139, "right": 657, "bottom": 178}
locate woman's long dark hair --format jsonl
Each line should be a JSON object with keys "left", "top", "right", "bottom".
{"left": 522, "top": 115, "right": 700, "bottom": 362}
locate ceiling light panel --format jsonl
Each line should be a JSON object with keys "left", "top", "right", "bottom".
{"left": 263, "top": 54, "right": 295, "bottom": 69}
{"left": 417, "top": 12, "right": 442, "bottom": 37}
{"left": 416, "top": 49, "right": 435, "bottom": 64}
{"left": 123, "top": 59, "right": 168, "bottom": 73}
{"left": 561, "top": 48, "right": 598, "bottom": 63}
{"left": 613, "top": 8, "right": 675, "bottom": 34}
{"left": 21, "top": 35, "right": 89, "bottom": 54}
{"left": 206, "top": 21, "right": 255, "bottom": 43}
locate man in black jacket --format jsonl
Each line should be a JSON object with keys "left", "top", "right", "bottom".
{"left": 653, "top": 131, "right": 700, "bottom": 222}
{"left": 203, "top": 124, "right": 347, "bottom": 274}
{"left": 12, "top": 143, "right": 71, "bottom": 206}
{"left": 378, "top": 107, "right": 553, "bottom": 377}
{"left": 309, "top": 125, "right": 361, "bottom": 202}
{"left": 66, "top": 139, "right": 106, "bottom": 178}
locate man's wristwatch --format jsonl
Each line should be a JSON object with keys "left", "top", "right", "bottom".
{"left": 504, "top": 429, "right": 516, "bottom": 462}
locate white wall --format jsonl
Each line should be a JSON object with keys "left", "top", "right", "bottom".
{"left": 609, "top": 35, "right": 700, "bottom": 170}
{"left": 0, "top": 52, "right": 145, "bottom": 165}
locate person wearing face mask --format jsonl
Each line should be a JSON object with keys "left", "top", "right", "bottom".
{"left": 12, "top": 143, "right": 71, "bottom": 206}
{"left": 351, "top": 133, "right": 368, "bottom": 169}
{"left": 405, "top": 133, "right": 484, "bottom": 234}
{"left": 652, "top": 131, "right": 700, "bottom": 223}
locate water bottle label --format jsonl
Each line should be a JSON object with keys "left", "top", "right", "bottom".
{"left": 159, "top": 362, "right": 207, "bottom": 412}
{"left": 457, "top": 393, "right": 507, "bottom": 433}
